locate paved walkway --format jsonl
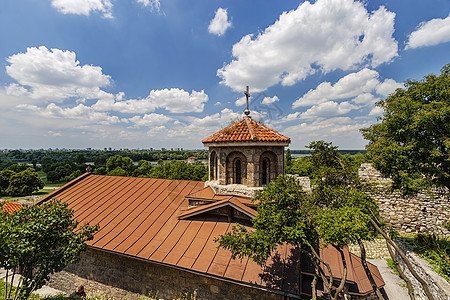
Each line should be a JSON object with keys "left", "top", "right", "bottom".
{"left": 349, "top": 239, "right": 410, "bottom": 299}
{"left": 0, "top": 268, "right": 64, "bottom": 298}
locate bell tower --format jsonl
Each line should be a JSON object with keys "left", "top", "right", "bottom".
{"left": 202, "top": 87, "right": 290, "bottom": 197}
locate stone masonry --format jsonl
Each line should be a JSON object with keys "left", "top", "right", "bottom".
{"left": 358, "top": 163, "right": 449, "bottom": 236}
{"left": 48, "top": 248, "right": 288, "bottom": 300}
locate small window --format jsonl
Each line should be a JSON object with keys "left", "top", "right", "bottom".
{"left": 235, "top": 158, "right": 242, "bottom": 184}
{"left": 261, "top": 158, "right": 270, "bottom": 185}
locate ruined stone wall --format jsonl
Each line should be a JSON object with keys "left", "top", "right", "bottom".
{"left": 48, "top": 248, "right": 286, "bottom": 300}
{"left": 395, "top": 240, "right": 450, "bottom": 300}
{"left": 358, "top": 163, "right": 449, "bottom": 235}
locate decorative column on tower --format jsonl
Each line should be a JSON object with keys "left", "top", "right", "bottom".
{"left": 202, "top": 86, "right": 291, "bottom": 197}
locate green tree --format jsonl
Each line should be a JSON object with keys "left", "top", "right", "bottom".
{"left": 132, "top": 160, "right": 153, "bottom": 177}
{"left": 361, "top": 64, "right": 450, "bottom": 193}
{"left": 0, "top": 169, "right": 15, "bottom": 195}
{"left": 6, "top": 168, "right": 44, "bottom": 197}
{"left": 285, "top": 148, "right": 293, "bottom": 173}
{"left": 0, "top": 200, "right": 98, "bottom": 300}
{"left": 105, "top": 155, "right": 135, "bottom": 175}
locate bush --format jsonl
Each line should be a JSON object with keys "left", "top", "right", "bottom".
{"left": 412, "top": 233, "right": 450, "bottom": 281}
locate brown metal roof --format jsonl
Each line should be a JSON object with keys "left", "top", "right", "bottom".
{"left": 38, "top": 173, "right": 384, "bottom": 297}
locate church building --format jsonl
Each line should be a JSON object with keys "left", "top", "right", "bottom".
{"left": 38, "top": 88, "right": 384, "bottom": 299}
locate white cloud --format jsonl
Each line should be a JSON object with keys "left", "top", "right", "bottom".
{"left": 262, "top": 96, "right": 279, "bottom": 105}
{"left": 128, "top": 113, "right": 172, "bottom": 127}
{"left": 375, "top": 78, "right": 403, "bottom": 97}
{"left": 208, "top": 8, "right": 232, "bottom": 36}
{"left": 351, "top": 93, "right": 379, "bottom": 105}
{"left": 136, "top": 0, "right": 161, "bottom": 13}
{"left": 6, "top": 46, "right": 111, "bottom": 102}
{"left": 292, "top": 69, "right": 401, "bottom": 108}
{"left": 284, "top": 117, "right": 372, "bottom": 149}
{"left": 217, "top": 0, "right": 398, "bottom": 92}
{"left": 300, "top": 101, "right": 357, "bottom": 119}
{"left": 93, "top": 88, "right": 208, "bottom": 113}
{"left": 51, "top": 0, "right": 113, "bottom": 18}
{"left": 405, "top": 15, "right": 450, "bottom": 49}
{"left": 369, "top": 106, "right": 383, "bottom": 116}
{"left": 235, "top": 96, "right": 246, "bottom": 107}
{"left": 17, "top": 103, "right": 120, "bottom": 125}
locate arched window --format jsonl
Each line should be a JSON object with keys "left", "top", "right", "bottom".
{"left": 210, "top": 151, "right": 218, "bottom": 180}
{"left": 261, "top": 158, "right": 270, "bottom": 185}
{"left": 234, "top": 158, "right": 242, "bottom": 184}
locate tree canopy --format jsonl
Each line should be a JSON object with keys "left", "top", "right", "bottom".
{"left": 218, "top": 141, "right": 381, "bottom": 299}
{"left": 361, "top": 64, "right": 450, "bottom": 193}
{"left": 0, "top": 200, "right": 98, "bottom": 300}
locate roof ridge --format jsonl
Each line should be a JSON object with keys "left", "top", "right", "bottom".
{"left": 245, "top": 118, "right": 256, "bottom": 140}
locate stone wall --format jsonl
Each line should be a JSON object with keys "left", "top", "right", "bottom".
{"left": 48, "top": 248, "right": 288, "bottom": 300}
{"left": 395, "top": 240, "right": 450, "bottom": 300}
{"left": 358, "top": 163, "right": 450, "bottom": 235}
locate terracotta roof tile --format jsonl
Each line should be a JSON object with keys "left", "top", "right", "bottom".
{"left": 202, "top": 117, "right": 290, "bottom": 144}
{"left": 37, "top": 173, "right": 384, "bottom": 297}
{"left": 0, "top": 200, "right": 25, "bottom": 213}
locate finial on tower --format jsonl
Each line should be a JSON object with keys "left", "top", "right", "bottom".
{"left": 244, "top": 85, "right": 251, "bottom": 117}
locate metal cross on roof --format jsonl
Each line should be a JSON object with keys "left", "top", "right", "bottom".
{"left": 244, "top": 85, "right": 251, "bottom": 117}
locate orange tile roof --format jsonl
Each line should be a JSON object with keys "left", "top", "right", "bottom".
{"left": 202, "top": 117, "right": 290, "bottom": 144}
{"left": 0, "top": 200, "right": 24, "bottom": 213}
{"left": 37, "top": 173, "right": 383, "bottom": 297}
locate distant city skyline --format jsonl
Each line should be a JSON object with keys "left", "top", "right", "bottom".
{"left": 1, "top": 0, "right": 449, "bottom": 150}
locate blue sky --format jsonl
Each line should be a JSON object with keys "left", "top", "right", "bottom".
{"left": 0, "top": 0, "right": 449, "bottom": 150}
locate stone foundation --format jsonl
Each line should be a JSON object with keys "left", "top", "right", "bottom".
{"left": 48, "top": 248, "right": 287, "bottom": 300}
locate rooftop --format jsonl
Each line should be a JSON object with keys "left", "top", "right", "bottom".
{"left": 37, "top": 173, "right": 383, "bottom": 297}
{"left": 202, "top": 117, "right": 290, "bottom": 144}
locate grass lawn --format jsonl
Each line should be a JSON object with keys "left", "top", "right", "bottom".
{"left": 1, "top": 189, "right": 54, "bottom": 201}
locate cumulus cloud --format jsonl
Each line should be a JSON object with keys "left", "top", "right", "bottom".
{"left": 93, "top": 88, "right": 208, "bottom": 113}
{"left": 217, "top": 0, "right": 398, "bottom": 92}
{"left": 208, "top": 8, "right": 232, "bottom": 36}
{"left": 300, "top": 101, "right": 357, "bottom": 119}
{"left": 6, "top": 46, "right": 111, "bottom": 102}
{"left": 17, "top": 103, "right": 121, "bottom": 125}
{"left": 292, "top": 69, "right": 401, "bottom": 108}
{"left": 262, "top": 96, "right": 279, "bottom": 105}
{"left": 405, "top": 15, "right": 450, "bottom": 49}
{"left": 51, "top": 0, "right": 113, "bottom": 18}
{"left": 283, "top": 117, "right": 372, "bottom": 148}
{"left": 136, "top": 0, "right": 161, "bottom": 13}
{"left": 128, "top": 113, "right": 172, "bottom": 127}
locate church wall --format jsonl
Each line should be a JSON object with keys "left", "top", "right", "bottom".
{"left": 48, "top": 248, "right": 286, "bottom": 300}
{"left": 208, "top": 145, "right": 284, "bottom": 188}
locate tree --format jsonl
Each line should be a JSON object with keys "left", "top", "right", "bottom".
{"left": 0, "top": 169, "right": 14, "bottom": 195}
{"left": 105, "top": 155, "right": 135, "bottom": 175}
{"left": 6, "top": 168, "right": 44, "bottom": 197}
{"left": 361, "top": 64, "right": 450, "bottom": 193}
{"left": 0, "top": 199, "right": 98, "bottom": 300}
{"left": 285, "top": 148, "right": 293, "bottom": 173}
{"left": 217, "top": 175, "right": 378, "bottom": 300}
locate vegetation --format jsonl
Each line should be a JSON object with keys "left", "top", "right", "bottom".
{"left": 361, "top": 63, "right": 450, "bottom": 194}
{"left": 0, "top": 200, "right": 99, "bottom": 300}
{"left": 0, "top": 168, "right": 44, "bottom": 197}
{"left": 218, "top": 141, "right": 382, "bottom": 300}
{"left": 411, "top": 234, "right": 450, "bottom": 282}
{"left": 286, "top": 144, "right": 369, "bottom": 184}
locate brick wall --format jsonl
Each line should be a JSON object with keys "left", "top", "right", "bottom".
{"left": 48, "top": 248, "right": 286, "bottom": 300}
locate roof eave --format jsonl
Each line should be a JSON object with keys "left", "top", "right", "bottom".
{"left": 203, "top": 141, "right": 290, "bottom": 147}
